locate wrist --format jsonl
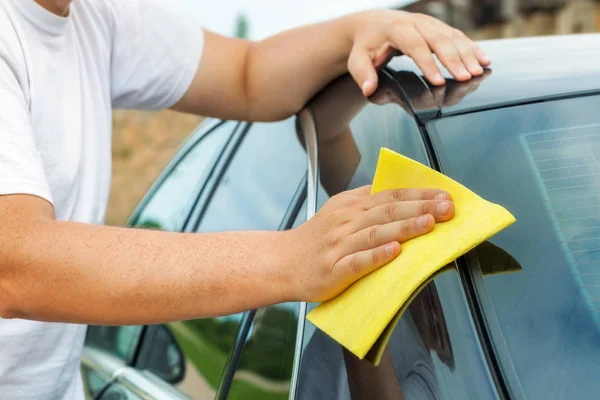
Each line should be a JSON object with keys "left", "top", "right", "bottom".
{"left": 269, "top": 230, "right": 301, "bottom": 303}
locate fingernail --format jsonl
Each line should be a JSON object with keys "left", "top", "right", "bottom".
{"left": 458, "top": 67, "right": 470, "bottom": 78}
{"left": 471, "top": 64, "right": 484, "bottom": 74}
{"left": 418, "top": 215, "right": 429, "bottom": 229}
{"left": 434, "top": 73, "right": 445, "bottom": 84}
{"left": 437, "top": 201, "right": 450, "bottom": 215}
{"left": 361, "top": 80, "right": 373, "bottom": 95}
{"left": 385, "top": 243, "right": 396, "bottom": 257}
{"left": 435, "top": 193, "right": 448, "bottom": 201}
{"left": 481, "top": 55, "right": 491, "bottom": 64}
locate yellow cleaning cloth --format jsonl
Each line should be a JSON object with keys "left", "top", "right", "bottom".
{"left": 307, "top": 148, "right": 516, "bottom": 365}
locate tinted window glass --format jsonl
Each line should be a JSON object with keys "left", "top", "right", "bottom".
{"left": 227, "top": 303, "right": 299, "bottom": 400}
{"left": 171, "top": 118, "right": 306, "bottom": 398}
{"left": 169, "top": 316, "right": 244, "bottom": 398}
{"left": 134, "top": 121, "right": 233, "bottom": 231}
{"left": 429, "top": 94, "right": 600, "bottom": 399}
{"left": 296, "top": 75, "right": 498, "bottom": 400}
{"left": 84, "top": 122, "right": 233, "bottom": 396}
{"left": 85, "top": 326, "right": 143, "bottom": 363}
{"left": 198, "top": 118, "right": 305, "bottom": 231}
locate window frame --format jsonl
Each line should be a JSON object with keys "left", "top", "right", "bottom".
{"left": 128, "top": 118, "right": 241, "bottom": 228}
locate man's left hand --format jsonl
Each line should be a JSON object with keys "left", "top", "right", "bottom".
{"left": 343, "top": 10, "right": 491, "bottom": 96}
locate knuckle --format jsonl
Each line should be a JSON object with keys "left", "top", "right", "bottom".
{"left": 391, "top": 189, "right": 405, "bottom": 202}
{"left": 404, "top": 41, "right": 423, "bottom": 57}
{"left": 371, "top": 249, "right": 380, "bottom": 266}
{"left": 349, "top": 256, "right": 362, "bottom": 276}
{"left": 420, "top": 201, "right": 431, "bottom": 216}
{"left": 399, "top": 220, "right": 412, "bottom": 236}
{"left": 453, "top": 28, "right": 466, "bottom": 38}
{"left": 384, "top": 203, "right": 397, "bottom": 222}
{"left": 368, "top": 225, "right": 379, "bottom": 246}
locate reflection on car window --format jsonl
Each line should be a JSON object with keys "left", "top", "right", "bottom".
{"left": 430, "top": 94, "right": 600, "bottom": 400}
{"left": 227, "top": 303, "right": 299, "bottom": 400}
{"left": 172, "top": 118, "right": 306, "bottom": 398}
{"left": 85, "top": 326, "right": 143, "bottom": 363}
{"left": 134, "top": 121, "right": 233, "bottom": 231}
{"left": 168, "top": 315, "right": 244, "bottom": 398}
{"left": 81, "top": 365, "right": 111, "bottom": 399}
{"left": 198, "top": 117, "right": 305, "bottom": 232}
{"left": 297, "top": 75, "right": 498, "bottom": 400}
{"left": 84, "top": 122, "right": 233, "bottom": 398}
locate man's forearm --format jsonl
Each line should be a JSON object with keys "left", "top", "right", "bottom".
{"left": 1, "top": 220, "right": 293, "bottom": 324}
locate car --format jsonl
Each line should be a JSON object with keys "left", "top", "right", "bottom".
{"left": 81, "top": 33, "right": 600, "bottom": 400}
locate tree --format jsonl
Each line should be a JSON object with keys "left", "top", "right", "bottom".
{"left": 234, "top": 13, "right": 250, "bottom": 39}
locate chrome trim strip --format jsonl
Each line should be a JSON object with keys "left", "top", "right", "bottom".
{"left": 289, "top": 109, "right": 319, "bottom": 399}
{"left": 114, "top": 368, "right": 192, "bottom": 400}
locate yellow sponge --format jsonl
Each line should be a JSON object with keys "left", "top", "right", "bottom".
{"left": 306, "top": 148, "right": 516, "bottom": 365}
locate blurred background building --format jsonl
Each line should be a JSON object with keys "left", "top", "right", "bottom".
{"left": 402, "top": 0, "right": 600, "bottom": 38}
{"left": 106, "top": 0, "right": 600, "bottom": 226}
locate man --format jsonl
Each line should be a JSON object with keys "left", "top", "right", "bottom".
{"left": 0, "top": 0, "right": 488, "bottom": 398}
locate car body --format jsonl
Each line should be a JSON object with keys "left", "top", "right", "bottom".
{"left": 82, "top": 33, "right": 600, "bottom": 400}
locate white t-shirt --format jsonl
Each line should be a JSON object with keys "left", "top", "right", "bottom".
{"left": 0, "top": 0, "right": 203, "bottom": 398}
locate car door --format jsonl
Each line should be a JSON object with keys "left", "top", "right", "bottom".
{"left": 84, "top": 115, "right": 308, "bottom": 399}
{"left": 290, "top": 73, "right": 503, "bottom": 400}
{"left": 82, "top": 119, "right": 239, "bottom": 399}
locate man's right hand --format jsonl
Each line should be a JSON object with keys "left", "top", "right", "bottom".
{"left": 286, "top": 186, "right": 454, "bottom": 302}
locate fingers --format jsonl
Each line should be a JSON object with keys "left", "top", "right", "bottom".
{"left": 356, "top": 200, "right": 454, "bottom": 231}
{"left": 384, "top": 15, "right": 489, "bottom": 85}
{"left": 335, "top": 241, "right": 401, "bottom": 282}
{"left": 366, "top": 188, "right": 451, "bottom": 207}
{"left": 345, "top": 215, "right": 434, "bottom": 254}
{"left": 348, "top": 46, "right": 379, "bottom": 96}
{"left": 389, "top": 24, "right": 445, "bottom": 86}
{"left": 414, "top": 24, "right": 471, "bottom": 82}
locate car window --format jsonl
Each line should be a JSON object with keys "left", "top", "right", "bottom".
{"left": 169, "top": 117, "right": 306, "bottom": 399}
{"left": 84, "top": 121, "right": 234, "bottom": 398}
{"left": 428, "top": 94, "right": 600, "bottom": 400}
{"left": 295, "top": 76, "right": 500, "bottom": 400}
{"left": 227, "top": 303, "right": 299, "bottom": 400}
{"left": 84, "top": 326, "right": 144, "bottom": 364}
{"left": 81, "top": 365, "right": 112, "bottom": 399}
{"left": 198, "top": 117, "right": 306, "bottom": 231}
{"left": 133, "top": 120, "right": 234, "bottom": 231}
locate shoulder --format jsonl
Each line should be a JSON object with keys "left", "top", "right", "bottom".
{"left": 0, "top": 3, "right": 31, "bottom": 98}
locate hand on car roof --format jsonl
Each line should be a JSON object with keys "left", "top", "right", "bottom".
{"left": 345, "top": 10, "right": 491, "bottom": 96}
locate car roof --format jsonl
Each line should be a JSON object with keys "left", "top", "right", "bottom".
{"left": 386, "top": 33, "right": 600, "bottom": 121}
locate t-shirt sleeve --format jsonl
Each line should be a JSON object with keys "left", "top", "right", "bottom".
{"left": 107, "top": 0, "right": 204, "bottom": 110}
{"left": 0, "top": 56, "right": 53, "bottom": 204}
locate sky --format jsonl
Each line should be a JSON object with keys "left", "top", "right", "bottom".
{"left": 166, "top": 0, "right": 414, "bottom": 40}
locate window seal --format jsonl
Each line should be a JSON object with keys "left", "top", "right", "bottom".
{"left": 289, "top": 108, "right": 319, "bottom": 400}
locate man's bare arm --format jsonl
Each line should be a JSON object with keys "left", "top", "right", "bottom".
{"left": 0, "top": 187, "right": 454, "bottom": 325}
{"left": 173, "top": 10, "right": 489, "bottom": 122}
